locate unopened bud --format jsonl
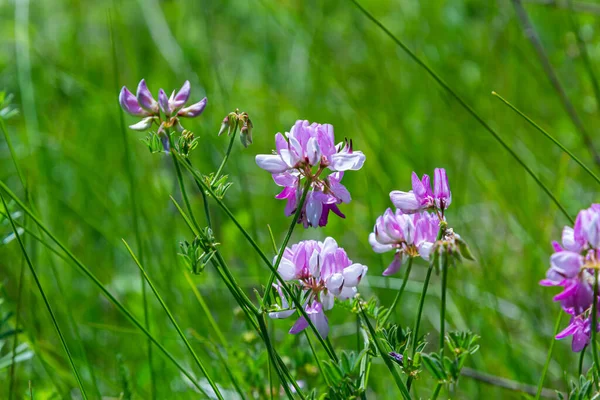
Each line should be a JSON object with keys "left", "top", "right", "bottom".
{"left": 240, "top": 119, "right": 253, "bottom": 148}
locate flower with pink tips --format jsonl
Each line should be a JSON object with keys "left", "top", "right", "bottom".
{"left": 269, "top": 237, "right": 368, "bottom": 338}
{"left": 390, "top": 168, "right": 451, "bottom": 215}
{"left": 255, "top": 120, "right": 366, "bottom": 228}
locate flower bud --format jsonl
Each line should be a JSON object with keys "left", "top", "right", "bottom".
{"left": 218, "top": 116, "right": 230, "bottom": 136}
{"left": 240, "top": 119, "right": 253, "bottom": 148}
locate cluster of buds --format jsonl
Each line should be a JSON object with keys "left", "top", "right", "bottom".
{"left": 269, "top": 237, "right": 368, "bottom": 338}
{"left": 178, "top": 228, "right": 220, "bottom": 275}
{"left": 255, "top": 120, "right": 366, "bottom": 227}
{"left": 119, "top": 79, "right": 207, "bottom": 152}
{"left": 218, "top": 109, "right": 253, "bottom": 148}
{"left": 541, "top": 204, "right": 600, "bottom": 352}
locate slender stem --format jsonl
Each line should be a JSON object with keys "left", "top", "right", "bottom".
{"left": 462, "top": 367, "right": 562, "bottom": 398}
{"left": 349, "top": 0, "right": 574, "bottom": 224}
{"left": 431, "top": 384, "right": 442, "bottom": 400}
{"left": 579, "top": 345, "right": 587, "bottom": 377}
{"left": 304, "top": 330, "right": 329, "bottom": 385}
{"left": 492, "top": 92, "right": 600, "bottom": 187}
{"left": 212, "top": 123, "right": 238, "bottom": 184}
{"left": 0, "top": 181, "right": 210, "bottom": 394}
{"left": 440, "top": 255, "right": 449, "bottom": 354}
{"left": 171, "top": 146, "right": 201, "bottom": 231}
{"left": 0, "top": 192, "right": 88, "bottom": 399}
{"left": 8, "top": 241, "right": 26, "bottom": 400}
{"left": 592, "top": 269, "right": 600, "bottom": 384}
{"left": 381, "top": 257, "right": 414, "bottom": 325}
{"left": 534, "top": 310, "right": 563, "bottom": 399}
{"left": 186, "top": 159, "right": 212, "bottom": 229}
{"left": 410, "top": 265, "right": 434, "bottom": 357}
{"left": 122, "top": 239, "right": 223, "bottom": 400}
{"left": 0, "top": 119, "right": 27, "bottom": 190}
{"left": 263, "top": 179, "right": 312, "bottom": 305}
{"left": 175, "top": 154, "right": 338, "bottom": 362}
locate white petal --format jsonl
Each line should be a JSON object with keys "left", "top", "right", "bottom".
{"left": 389, "top": 191, "right": 421, "bottom": 213}
{"left": 255, "top": 154, "right": 289, "bottom": 173}
{"left": 329, "top": 152, "right": 366, "bottom": 171}
{"left": 343, "top": 263, "right": 367, "bottom": 287}
{"left": 277, "top": 258, "right": 296, "bottom": 281}
{"left": 326, "top": 273, "right": 344, "bottom": 296}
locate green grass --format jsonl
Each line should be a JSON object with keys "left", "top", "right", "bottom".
{"left": 2, "top": 0, "right": 600, "bottom": 398}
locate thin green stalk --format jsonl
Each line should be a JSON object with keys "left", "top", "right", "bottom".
{"left": 0, "top": 119, "right": 26, "bottom": 190}
{"left": 534, "top": 310, "right": 563, "bottom": 399}
{"left": 579, "top": 345, "right": 587, "bottom": 377}
{"left": 109, "top": 13, "right": 155, "bottom": 397}
{"left": 381, "top": 257, "right": 414, "bottom": 325}
{"left": 349, "top": 0, "right": 574, "bottom": 224}
{"left": 431, "top": 384, "right": 442, "bottom": 400}
{"left": 171, "top": 148, "right": 201, "bottom": 231}
{"left": 186, "top": 159, "right": 212, "bottom": 229}
{"left": 492, "top": 92, "right": 600, "bottom": 186}
{"left": 0, "top": 192, "right": 88, "bottom": 399}
{"left": 440, "top": 255, "right": 449, "bottom": 354}
{"left": 183, "top": 271, "right": 227, "bottom": 348}
{"left": 122, "top": 239, "right": 223, "bottom": 400}
{"left": 592, "top": 269, "right": 600, "bottom": 384}
{"left": 360, "top": 306, "right": 411, "bottom": 399}
{"left": 410, "top": 265, "right": 434, "bottom": 357}
{"left": 8, "top": 245, "right": 25, "bottom": 400}
{"left": 0, "top": 181, "right": 210, "bottom": 394}
{"left": 175, "top": 153, "right": 339, "bottom": 362}
{"left": 304, "top": 330, "right": 329, "bottom": 386}
{"left": 263, "top": 179, "right": 312, "bottom": 305}
{"left": 212, "top": 123, "right": 238, "bottom": 184}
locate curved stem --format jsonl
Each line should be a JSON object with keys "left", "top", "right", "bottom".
{"left": 579, "top": 345, "right": 587, "bottom": 377}
{"left": 212, "top": 123, "right": 238, "bottom": 184}
{"left": 440, "top": 255, "right": 449, "bottom": 353}
{"left": 411, "top": 265, "right": 434, "bottom": 357}
{"left": 431, "top": 384, "right": 442, "bottom": 400}
{"left": 262, "top": 179, "right": 312, "bottom": 304}
{"left": 187, "top": 159, "right": 212, "bottom": 229}
{"left": 381, "top": 257, "right": 414, "bottom": 325}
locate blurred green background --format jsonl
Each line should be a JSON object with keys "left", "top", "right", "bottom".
{"left": 1, "top": 0, "right": 600, "bottom": 398}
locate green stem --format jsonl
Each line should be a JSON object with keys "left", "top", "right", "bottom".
{"left": 0, "top": 191, "right": 88, "bottom": 399}
{"left": 263, "top": 179, "right": 312, "bottom": 305}
{"left": 410, "top": 264, "right": 434, "bottom": 357}
{"left": 122, "top": 240, "right": 222, "bottom": 400}
{"left": 187, "top": 159, "right": 212, "bottom": 229}
{"left": 534, "top": 310, "right": 563, "bottom": 399}
{"left": 579, "top": 345, "right": 587, "bottom": 377}
{"left": 0, "top": 180, "right": 210, "bottom": 394}
{"left": 381, "top": 257, "right": 414, "bottom": 325}
{"left": 212, "top": 123, "right": 238, "bottom": 185}
{"left": 431, "top": 384, "right": 442, "bottom": 400}
{"left": 175, "top": 154, "right": 338, "bottom": 362}
{"left": 8, "top": 241, "right": 26, "bottom": 400}
{"left": 349, "top": 0, "right": 574, "bottom": 224}
{"left": 440, "top": 255, "right": 449, "bottom": 354}
{"left": 171, "top": 147, "right": 201, "bottom": 231}
{"left": 492, "top": 92, "right": 600, "bottom": 187}
{"left": 592, "top": 269, "right": 600, "bottom": 385}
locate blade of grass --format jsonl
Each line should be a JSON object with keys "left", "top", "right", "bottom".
{"left": 0, "top": 180, "right": 210, "bottom": 395}
{"left": 535, "top": 310, "right": 563, "bottom": 399}
{"left": 492, "top": 91, "right": 600, "bottom": 186}
{"left": 0, "top": 191, "right": 88, "bottom": 399}
{"left": 121, "top": 239, "right": 223, "bottom": 400}
{"left": 349, "top": 0, "right": 574, "bottom": 225}
{"left": 511, "top": 0, "right": 600, "bottom": 166}
{"left": 108, "top": 11, "right": 155, "bottom": 398}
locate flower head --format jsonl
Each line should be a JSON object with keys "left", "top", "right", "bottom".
{"left": 256, "top": 120, "right": 365, "bottom": 228}
{"left": 390, "top": 168, "right": 451, "bottom": 215}
{"left": 118, "top": 79, "right": 207, "bottom": 151}
{"left": 541, "top": 204, "right": 600, "bottom": 352}
{"left": 369, "top": 208, "right": 440, "bottom": 276}
{"left": 269, "top": 237, "right": 368, "bottom": 338}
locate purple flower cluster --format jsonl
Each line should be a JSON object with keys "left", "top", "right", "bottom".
{"left": 256, "top": 120, "right": 366, "bottom": 228}
{"left": 370, "top": 169, "right": 450, "bottom": 275}
{"left": 119, "top": 79, "right": 207, "bottom": 150}
{"left": 269, "top": 238, "right": 368, "bottom": 338}
{"left": 541, "top": 204, "right": 600, "bottom": 352}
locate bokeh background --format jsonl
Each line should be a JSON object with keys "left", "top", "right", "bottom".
{"left": 1, "top": 0, "right": 600, "bottom": 398}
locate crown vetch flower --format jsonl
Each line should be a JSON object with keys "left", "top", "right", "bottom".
{"left": 118, "top": 79, "right": 207, "bottom": 151}
{"left": 541, "top": 204, "right": 600, "bottom": 352}
{"left": 390, "top": 168, "right": 451, "bottom": 214}
{"left": 255, "top": 120, "right": 366, "bottom": 228}
{"left": 269, "top": 237, "right": 368, "bottom": 338}
{"left": 369, "top": 208, "right": 440, "bottom": 276}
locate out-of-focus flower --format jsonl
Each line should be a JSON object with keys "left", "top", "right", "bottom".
{"left": 255, "top": 120, "right": 366, "bottom": 228}
{"left": 541, "top": 204, "right": 600, "bottom": 352}
{"left": 368, "top": 208, "right": 439, "bottom": 276}
{"left": 390, "top": 168, "right": 451, "bottom": 215}
{"left": 269, "top": 237, "right": 368, "bottom": 338}
{"left": 118, "top": 79, "right": 207, "bottom": 152}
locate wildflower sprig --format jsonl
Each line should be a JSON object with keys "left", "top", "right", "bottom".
{"left": 178, "top": 228, "right": 220, "bottom": 275}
